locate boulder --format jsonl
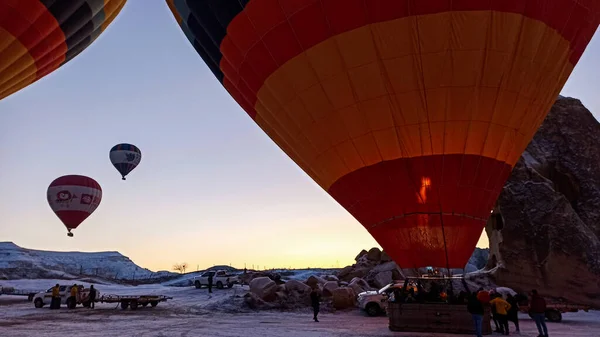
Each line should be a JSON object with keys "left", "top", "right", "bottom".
{"left": 337, "top": 265, "right": 354, "bottom": 281}
{"left": 249, "top": 276, "right": 278, "bottom": 302}
{"left": 366, "top": 247, "right": 382, "bottom": 261}
{"left": 284, "top": 279, "right": 312, "bottom": 294}
{"left": 349, "top": 277, "right": 372, "bottom": 294}
{"left": 323, "top": 275, "right": 339, "bottom": 282}
{"left": 355, "top": 249, "right": 368, "bottom": 261}
{"left": 380, "top": 251, "right": 392, "bottom": 262}
{"left": 485, "top": 97, "right": 600, "bottom": 307}
{"left": 322, "top": 281, "right": 339, "bottom": 297}
{"left": 332, "top": 287, "right": 357, "bottom": 309}
{"left": 373, "top": 271, "right": 393, "bottom": 289}
{"left": 306, "top": 275, "right": 327, "bottom": 287}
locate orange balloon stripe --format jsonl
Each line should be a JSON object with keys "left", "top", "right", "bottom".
{"left": 328, "top": 154, "right": 511, "bottom": 269}
{"left": 0, "top": 0, "right": 66, "bottom": 83}
{"left": 219, "top": 0, "right": 600, "bottom": 120}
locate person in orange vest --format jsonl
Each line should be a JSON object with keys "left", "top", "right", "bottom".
{"left": 68, "top": 284, "right": 78, "bottom": 309}
{"left": 490, "top": 294, "right": 512, "bottom": 335}
{"left": 50, "top": 284, "right": 60, "bottom": 309}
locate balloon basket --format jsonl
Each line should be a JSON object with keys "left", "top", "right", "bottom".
{"left": 67, "top": 232, "right": 74, "bottom": 237}
{"left": 122, "top": 177, "right": 126, "bottom": 181}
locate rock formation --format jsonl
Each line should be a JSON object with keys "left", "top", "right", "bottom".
{"left": 486, "top": 97, "right": 600, "bottom": 307}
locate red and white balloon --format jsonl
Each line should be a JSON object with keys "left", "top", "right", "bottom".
{"left": 47, "top": 175, "right": 102, "bottom": 237}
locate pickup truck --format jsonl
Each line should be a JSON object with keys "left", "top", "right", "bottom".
{"left": 193, "top": 270, "right": 239, "bottom": 289}
{"left": 32, "top": 284, "right": 98, "bottom": 309}
{"left": 357, "top": 282, "right": 405, "bottom": 316}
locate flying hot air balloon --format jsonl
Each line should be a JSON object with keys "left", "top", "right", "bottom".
{"left": 0, "top": 0, "right": 128, "bottom": 101}
{"left": 109, "top": 143, "right": 142, "bottom": 180}
{"left": 47, "top": 175, "right": 102, "bottom": 237}
{"left": 166, "top": 1, "right": 600, "bottom": 271}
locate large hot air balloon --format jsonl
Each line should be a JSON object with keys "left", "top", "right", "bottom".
{"left": 109, "top": 143, "right": 142, "bottom": 180}
{"left": 166, "top": 1, "right": 600, "bottom": 271}
{"left": 0, "top": 0, "right": 128, "bottom": 101}
{"left": 47, "top": 175, "right": 102, "bottom": 237}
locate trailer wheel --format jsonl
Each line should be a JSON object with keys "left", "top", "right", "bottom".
{"left": 195, "top": 280, "right": 201, "bottom": 289}
{"left": 150, "top": 301, "right": 158, "bottom": 307}
{"left": 216, "top": 281, "right": 223, "bottom": 289}
{"left": 227, "top": 283, "right": 233, "bottom": 288}
{"left": 34, "top": 298, "right": 44, "bottom": 308}
{"left": 130, "top": 301, "right": 139, "bottom": 310}
{"left": 120, "top": 301, "right": 129, "bottom": 310}
{"left": 546, "top": 309, "right": 562, "bottom": 322}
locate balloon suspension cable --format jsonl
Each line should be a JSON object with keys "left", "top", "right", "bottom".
{"left": 439, "top": 214, "right": 452, "bottom": 279}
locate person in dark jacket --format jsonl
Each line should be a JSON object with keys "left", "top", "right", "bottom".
{"left": 310, "top": 287, "right": 321, "bottom": 322}
{"left": 88, "top": 285, "right": 97, "bottom": 309}
{"left": 529, "top": 289, "right": 548, "bottom": 337}
{"left": 207, "top": 274, "right": 213, "bottom": 293}
{"left": 506, "top": 294, "right": 520, "bottom": 333}
{"left": 467, "top": 292, "right": 484, "bottom": 337}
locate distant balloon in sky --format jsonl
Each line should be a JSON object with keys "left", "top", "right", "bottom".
{"left": 0, "top": 0, "right": 128, "bottom": 101}
{"left": 109, "top": 143, "right": 142, "bottom": 180}
{"left": 166, "top": 0, "right": 600, "bottom": 271}
{"left": 47, "top": 175, "right": 102, "bottom": 237}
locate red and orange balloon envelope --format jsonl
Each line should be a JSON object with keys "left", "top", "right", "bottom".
{"left": 168, "top": 1, "right": 599, "bottom": 270}
{"left": 0, "top": 0, "right": 127, "bottom": 101}
{"left": 47, "top": 175, "right": 102, "bottom": 237}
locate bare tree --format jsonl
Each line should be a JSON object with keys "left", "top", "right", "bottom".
{"left": 173, "top": 262, "right": 189, "bottom": 274}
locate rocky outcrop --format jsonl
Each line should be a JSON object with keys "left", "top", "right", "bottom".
{"left": 337, "top": 247, "right": 488, "bottom": 288}
{"left": 249, "top": 277, "right": 278, "bottom": 302}
{"left": 486, "top": 97, "right": 600, "bottom": 307}
{"left": 332, "top": 287, "right": 356, "bottom": 309}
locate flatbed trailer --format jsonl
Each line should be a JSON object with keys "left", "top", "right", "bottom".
{"left": 98, "top": 294, "right": 173, "bottom": 310}
{"left": 0, "top": 286, "right": 41, "bottom": 301}
{"left": 519, "top": 302, "right": 592, "bottom": 322}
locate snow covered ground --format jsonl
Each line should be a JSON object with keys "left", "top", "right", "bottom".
{"left": 1, "top": 278, "right": 599, "bottom": 337}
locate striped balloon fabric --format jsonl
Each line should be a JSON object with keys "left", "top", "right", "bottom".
{"left": 166, "top": 0, "right": 600, "bottom": 270}
{"left": 47, "top": 175, "right": 102, "bottom": 237}
{"left": 109, "top": 143, "right": 142, "bottom": 180}
{"left": 0, "top": 0, "right": 127, "bottom": 100}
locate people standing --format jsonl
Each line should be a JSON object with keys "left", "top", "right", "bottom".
{"left": 68, "top": 284, "right": 78, "bottom": 309}
{"left": 506, "top": 294, "right": 520, "bottom": 333}
{"left": 467, "top": 292, "right": 484, "bottom": 337}
{"left": 529, "top": 289, "right": 549, "bottom": 337}
{"left": 88, "top": 285, "right": 97, "bottom": 309}
{"left": 51, "top": 284, "right": 60, "bottom": 309}
{"left": 207, "top": 273, "right": 213, "bottom": 294}
{"left": 310, "top": 287, "right": 321, "bottom": 322}
{"left": 490, "top": 294, "right": 512, "bottom": 335}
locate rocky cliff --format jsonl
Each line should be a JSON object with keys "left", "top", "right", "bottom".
{"left": 486, "top": 97, "right": 600, "bottom": 307}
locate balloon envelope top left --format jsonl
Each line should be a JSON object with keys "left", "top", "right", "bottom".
{"left": 47, "top": 175, "right": 102, "bottom": 237}
{"left": 0, "top": 0, "right": 128, "bottom": 101}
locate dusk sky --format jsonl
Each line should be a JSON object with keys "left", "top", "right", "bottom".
{"left": 1, "top": 2, "right": 598, "bottom": 272}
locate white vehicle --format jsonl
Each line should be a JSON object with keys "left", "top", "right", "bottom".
{"left": 193, "top": 270, "right": 239, "bottom": 289}
{"left": 357, "top": 282, "right": 405, "bottom": 317}
{"left": 33, "top": 284, "right": 98, "bottom": 309}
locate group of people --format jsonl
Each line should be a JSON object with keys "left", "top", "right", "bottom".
{"left": 468, "top": 288, "right": 549, "bottom": 337}
{"left": 49, "top": 283, "right": 97, "bottom": 309}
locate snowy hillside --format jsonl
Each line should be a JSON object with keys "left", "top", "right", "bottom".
{"left": 0, "top": 242, "right": 175, "bottom": 281}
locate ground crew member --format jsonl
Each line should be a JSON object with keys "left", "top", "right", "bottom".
{"left": 51, "top": 284, "right": 60, "bottom": 309}
{"left": 68, "top": 284, "right": 78, "bottom": 309}
{"left": 490, "top": 294, "right": 512, "bottom": 335}
{"left": 88, "top": 285, "right": 97, "bottom": 309}
{"left": 310, "top": 287, "right": 321, "bottom": 322}
{"left": 207, "top": 273, "right": 213, "bottom": 293}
